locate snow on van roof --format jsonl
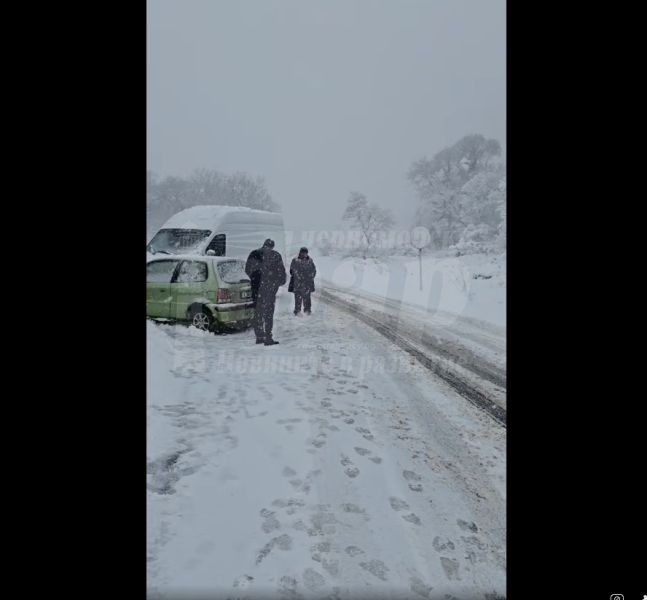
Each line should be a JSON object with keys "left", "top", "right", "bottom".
{"left": 161, "top": 205, "right": 283, "bottom": 230}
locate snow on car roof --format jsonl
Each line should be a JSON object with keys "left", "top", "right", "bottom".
{"left": 146, "top": 253, "right": 245, "bottom": 264}
{"left": 160, "top": 205, "right": 283, "bottom": 230}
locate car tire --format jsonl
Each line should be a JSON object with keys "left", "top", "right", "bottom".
{"left": 188, "top": 306, "right": 215, "bottom": 332}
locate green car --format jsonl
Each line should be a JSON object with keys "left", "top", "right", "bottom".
{"left": 146, "top": 255, "right": 255, "bottom": 332}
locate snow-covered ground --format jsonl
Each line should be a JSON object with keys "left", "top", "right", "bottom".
{"left": 147, "top": 289, "right": 506, "bottom": 599}
{"left": 314, "top": 252, "right": 506, "bottom": 328}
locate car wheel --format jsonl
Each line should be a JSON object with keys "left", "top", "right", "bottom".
{"left": 189, "top": 307, "right": 214, "bottom": 332}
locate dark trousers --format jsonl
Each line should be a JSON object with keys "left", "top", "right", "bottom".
{"left": 294, "top": 291, "right": 311, "bottom": 313}
{"left": 254, "top": 289, "right": 277, "bottom": 339}
{"left": 250, "top": 273, "right": 261, "bottom": 307}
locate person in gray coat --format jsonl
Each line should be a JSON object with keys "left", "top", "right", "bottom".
{"left": 289, "top": 247, "right": 316, "bottom": 315}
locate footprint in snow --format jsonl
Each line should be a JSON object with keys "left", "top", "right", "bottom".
{"left": 389, "top": 497, "right": 410, "bottom": 511}
{"left": 260, "top": 508, "right": 281, "bottom": 533}
{"left": 440, "top": 556, "right": 461, "bottom": 581}
{"left": 320, "top": 558, "right": 339, "bottom": 577}
{"left": 354, "top": 446, "right": 383, "bottom": 463}
{"left": 310, "top": 541, "right": 331, "bottom": 554}
{"left": 272, "top": 497, "right": 306, "bottom": 510}
{"left": 302, "top": 568, "right": 326, "bottom": 591}
{"left": 403, "top": 470, "right": 423, "bottom": 491}
{"left": 359, "top": 559, "right": 389, "bottom": 581}
{"left": 402, "top": 513, "right": 422, "bottom": 526}
{"left": 457, "top": 519, "right": 479, "bottom": 532}
{"left": 232, "top": 574, "right": 254, "bottom": 589}
{"left": 340, "top": 503, "right": 367, "bottom": 517}
{"left": 340, "top": 454, "right": 360, "bottom": 478}
{"left": 354, "top": 426, "right": 374, "bottom": 441}
{"left": 277, "top": 575, "right": 302, "bottom": 599}
{"left": 311, "top": 433, "right": 327, "bottom": 448}
{"left": 432, "top": 536, "right": 456, "bottom": 552}
{"left": 409, "top": 575, "right": 434, "bottom": 599}
{"left": 255, "top": 534, "right": 293, "bottom": 565}
{"left": 345, "top": 545, "right": 365, "bottom": 557}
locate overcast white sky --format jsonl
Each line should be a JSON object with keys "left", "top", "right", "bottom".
{"left": 147, "top": 0, "right": 505, "bottom": 234}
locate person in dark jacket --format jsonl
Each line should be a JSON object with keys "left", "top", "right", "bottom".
{"left": 251, "top": 239, "right": 286, "bottom": 345}
{"left": 245, "top": 247, "right": 263, "bottom": 307}
{"left": 289, "top": 247, "right": 316, "bottom": 315}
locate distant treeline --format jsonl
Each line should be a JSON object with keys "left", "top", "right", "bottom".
{"left": 147, "top": 133, "right": 506, "bottom": 255}
{"left": 147, "top": 168, "right": 279, "bottom": 236}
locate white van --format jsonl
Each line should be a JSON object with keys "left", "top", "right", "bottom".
{"left": 146, "top": 205, "right": 286, "bottom": 262}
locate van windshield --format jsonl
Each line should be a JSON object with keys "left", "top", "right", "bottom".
{"left": 216, "top": 260, "right": 250, "bottom": 284}
{"left": 147, "top": 229, "right": 211, "bottom": 255}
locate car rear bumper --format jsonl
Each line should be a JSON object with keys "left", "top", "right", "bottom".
{"left": 209, "top": 301, "right": 255, "bottom": 313}
{"left": 207, "top": 302, "right": 255, "bottom": 324}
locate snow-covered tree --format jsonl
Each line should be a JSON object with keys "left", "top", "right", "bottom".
{"left": 342, "top": 192, "right": 395, "bottom": 259}
{"left": 454, "top": 171, "right": 506, "bottom": 253}
{"left": 454, "top": 134, "right": 502, "bottom": 181}
{"left": 149, "top": 175, "right": 193, "bottom": 231}
{"left": 221, "top": 171, "right": 278, "bottom": 212}
{"left": 460, "top": 169, "right": 504, "bottom": 230}
{"left": 413, "top": 185, "right": 466, "bottom": 248}
{"left": 187, "top": 168, "right": 225, "bottom": 206}
{"left": 408, "top": 134, "right": 504, "bottom": 250}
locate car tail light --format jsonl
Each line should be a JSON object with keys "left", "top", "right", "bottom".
{"left": 217, "top": 288, "right": 232, "bottom": 303}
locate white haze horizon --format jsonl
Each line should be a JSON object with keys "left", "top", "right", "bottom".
{"left": 147, "top": 0, "right": 506, "bottom": 235}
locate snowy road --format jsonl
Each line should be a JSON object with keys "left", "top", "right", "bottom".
{"left": 318, "top": 284, "right": 506, "bottom": 419}
{"left": 319, "top": 284, "right": 505, "bottom": 384}
{"left": 147, "top": 290, "right": 506, "bottom": 599}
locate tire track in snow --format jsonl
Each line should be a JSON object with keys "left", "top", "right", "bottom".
{"left": 319, "top": 289, "right": 506, "bottom": 427}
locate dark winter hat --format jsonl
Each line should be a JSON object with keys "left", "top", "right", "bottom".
{"left": 263, "top": 238, "right": 275, "bottom": 248}
{"left": 299, "top": 247, "right": 308, "bottom": 254}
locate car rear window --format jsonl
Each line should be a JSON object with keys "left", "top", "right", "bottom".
{"left": 216, "top": 260, "right": 249, "bottom": 284}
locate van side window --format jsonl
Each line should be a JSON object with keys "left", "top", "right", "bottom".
{"left": 147, "top": 260, "right": 179, "bottom": 283}
{"left": 206, "top": 234, "right": 226, "bottom": 256}
{"left": 175, "top": 261, "right": 208, "bottom": 283}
